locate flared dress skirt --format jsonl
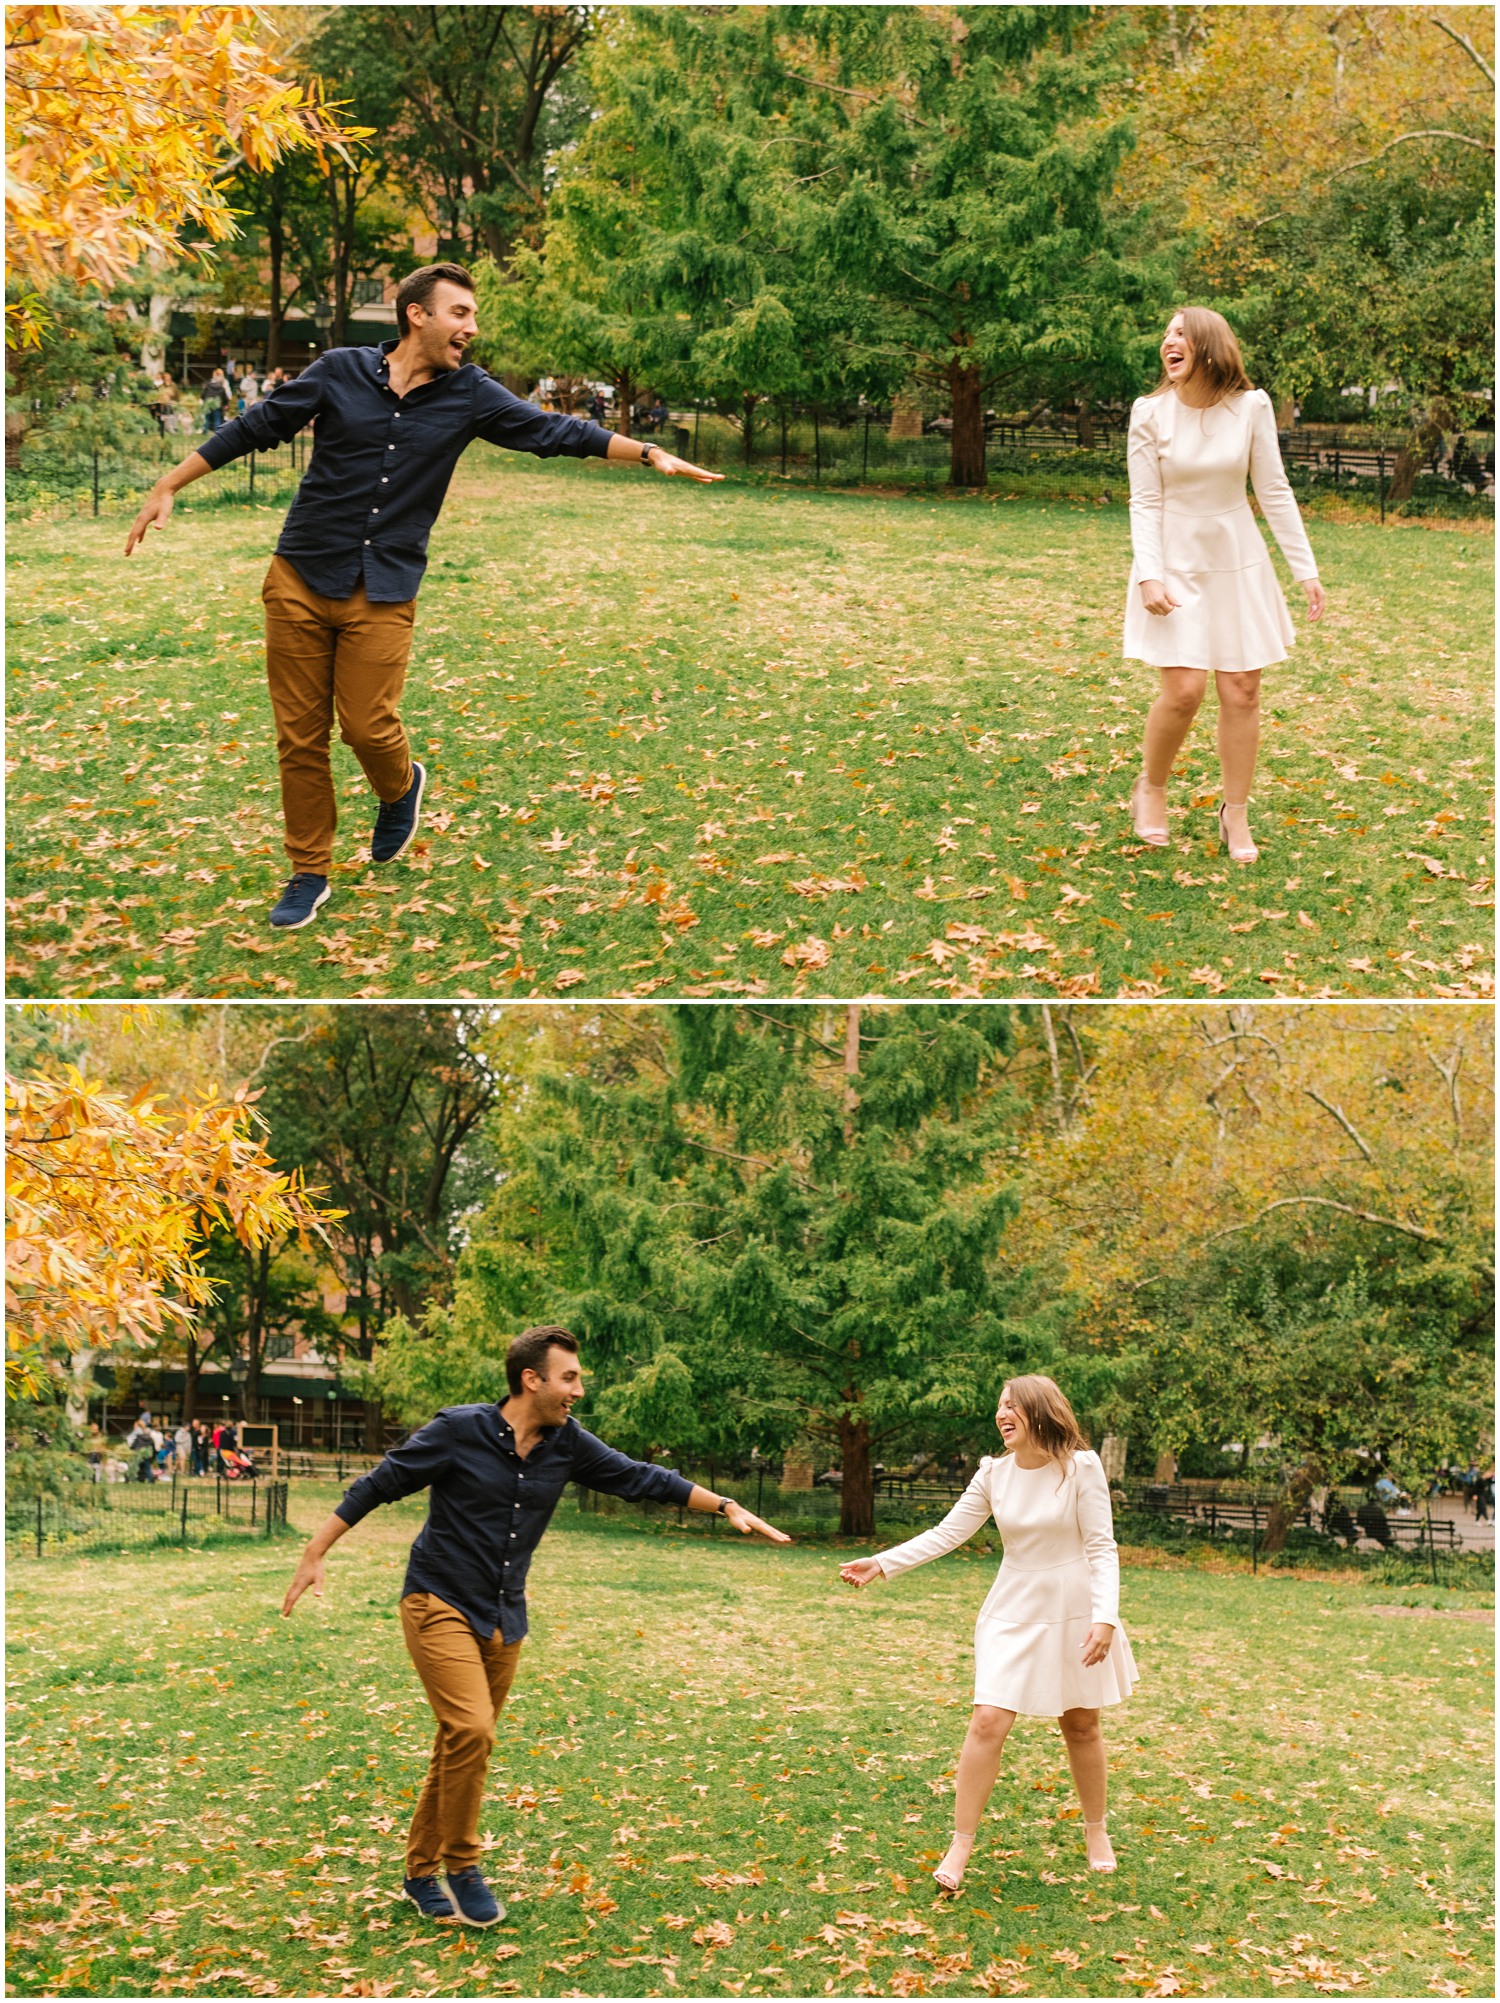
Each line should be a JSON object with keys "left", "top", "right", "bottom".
{"left": 972, "top": 1554, "right": 1139, "bottom": 1716}
{"left": 1123, "top": 501, "right": 1298, "bottom": 674}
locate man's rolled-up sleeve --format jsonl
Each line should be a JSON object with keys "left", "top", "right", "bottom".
{"left": 570, "top": 1425, "right": 695, "bottom": 1505}
{"left": 197, "top": 361, "right": 328, "bottom": 471}
{"left": 334, "top": 1410, "right": 454, "bottom": 1527}
{"left": 472, "top": 376, "right": 617, "bottom": 460}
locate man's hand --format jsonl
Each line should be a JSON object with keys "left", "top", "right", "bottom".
{"left": 839, "top": 1557, "right": 883, "bottom": 1588}
{"left": 724, "top": 1500, "right": 791, "bottom": 1543}
{"left": 124, "top": 482, "right": 175, "bottom": 556}
{"left": 646, "top": 447, "right": 723, "bottom": 484}
{"left": 281, "top": 1547, "right": 326, "bottom": 1616}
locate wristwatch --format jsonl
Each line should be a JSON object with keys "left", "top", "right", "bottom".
{"left": 715, "top": 1495, "right": 732, "bottom": 1515}
{"left": 640, "top": 441, "right": 658, "bottom": 466}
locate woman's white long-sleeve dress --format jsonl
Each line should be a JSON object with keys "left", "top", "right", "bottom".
{"left": 876, "top": 1450, "right": 1138, "bottom": 1716}
{"left": 1123, "top": 387, "right": 1319, "bottom": 673}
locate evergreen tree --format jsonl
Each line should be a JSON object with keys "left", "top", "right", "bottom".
{"left": 423, "top": 1005, "right": 1041, "bottom": 1534}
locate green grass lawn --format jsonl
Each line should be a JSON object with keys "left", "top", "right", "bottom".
{"left": 5, "top": 459, "right": 1492, "bottom": 1000}
{"left": 6, "top": 1491, "right": 1493, "bottom": 1999}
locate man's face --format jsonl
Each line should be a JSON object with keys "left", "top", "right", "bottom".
{"left": 407, "top": 281, "right": 479, "bottom": 371}
{"left": 524, "top": 1348, "right": 585, "bottom": 1425}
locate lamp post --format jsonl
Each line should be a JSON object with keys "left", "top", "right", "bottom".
{"left": 313, "top": 298, "right": 333, "bottom": 353}
{"left": 228, "top": 1353, "right": 247, "bottom": 1434}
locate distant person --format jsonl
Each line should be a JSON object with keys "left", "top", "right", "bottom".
{"left": 1124, "top": 307, "right": 1325, "bottom": 865}
{"left": 1476, "top": 1472, "right": 1493, "bottom": 1524}
{"left": 282, "top": 1325, "right": 787, "bottom": 1929}
{"left": 650, "top": 396, "right": 669, "bottom": 432}
{"left": 200, "top": 370, "right": 229, "bottom": 433}
{"left": 240, "top": 369, "right": 261, "bottom": 410}
{"left": 174, "top": 1421, "right": 192, "bottom": 1472}
{"left": 125, "top": 263, "right": 724, "bottom": 934}
{"left": 841, "top": 1375, "right": 1137, "bottom": 1887}
{"left": 1355, "top": 1495, "right": 1394, "bottom": 1548}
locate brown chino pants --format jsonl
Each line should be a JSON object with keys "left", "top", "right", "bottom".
{"left": 261, "top": 554, "right": 417, "bottom": 874}
{"left": 399, "top": 1591, "right": 524, "bottom": 1879}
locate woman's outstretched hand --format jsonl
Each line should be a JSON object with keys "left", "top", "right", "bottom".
{"left": 1138, "top": 578, "right": 1180, "bottom": 617}
{"left": 839, "top": 1557, "right": 884, "bottom": 1588}
{"left": 1303, "top": 578, "right": 1326, "bottom": 623}
{"left": 1079, "top": 1621, "right": 1116, "bottom": 1667}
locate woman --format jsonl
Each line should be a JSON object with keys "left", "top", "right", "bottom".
{"left": 1125, "top": 307, "right": 1326, "bottom": 863}
{"left": 840, "top": 1376, "right": 1137, "bottom": 1888}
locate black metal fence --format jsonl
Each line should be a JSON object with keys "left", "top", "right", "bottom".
{"left": 6, "top": 432, "right": 313, "bottom": 522}
{"left": 8, "top": 1476, "right": 291, "bottom": 1559}
{"left": 572, "top": 1463, "right": 1490, "bottom": 1586}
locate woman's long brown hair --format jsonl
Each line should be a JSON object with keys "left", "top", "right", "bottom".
{"left": 1001, "top": 1374, "right": 1090, "bottom": 1480}
{"left": 1150, "top": 306, "right": 1254, "bottom": 407}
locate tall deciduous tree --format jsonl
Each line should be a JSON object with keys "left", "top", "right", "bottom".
{"left": 1006, "top": 1005, "right": 1494, "bottom": 1544}
{"left": 302, "top": 4, "right": 593, "bottom": 264}
{"left": 253, "top": 1008, "right": 504, "bottom": 1445}
{"left": 1112, "top": 6, "right": 1495, "bottom": 477}
{"left": 4, "top": 3, "right": 363, "bottom": 348}
{"left": 5, "top": 1064, "right": 338, "bottom": 1402}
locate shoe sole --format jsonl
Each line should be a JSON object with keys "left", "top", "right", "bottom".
{"left": 403, "top": 1888, "right": 461, "bottom": 1925}
{"left": 268, "top": 883, "right": 331, "bottom": 930}
{"left": 373, "top": 761, "right": 426, "bottom": 864}
{"left": 444, "top": 1897, "right": 503, "bottom": 1928}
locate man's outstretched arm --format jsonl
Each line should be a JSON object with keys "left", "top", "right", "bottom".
{"left": 123, "top": 448, "right": 215, "bottom": 555}
{"left": 602, "top": 432, "right": 723, "bottom": 485}
{"left": 282, "top": 1511, "right": 353, "bottom": 1614}
{"left": 125, "top": 364, "right": 328, "bottom": 556}
{"left": 683, "top": 1482, "right": 790, "bottom": 1544}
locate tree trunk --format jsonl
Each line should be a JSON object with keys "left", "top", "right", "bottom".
{"left": 267, "top": 208, "right": 286, "bottom": 370}
{"left": 1076, "top": 394, "right": 1095, "bottom": 450}
{"left": 182, "top": 1344, "right": 202, "bottom": 1424}
{"left": 141, "top": 288, "right": 173, "bottom": 377}
{"left": 67, "top": 1348, "right": 94, "bottom": 1431}
{"left": 838, "top": 1407, "right": 875, "bottom": 1537}
{"left": 1388, "top": 398, "right": 1451, "bottom": 504}
{"left": 842, "top": 1005, "right": 861, "bottom": 1146}
{"left": 1262, "top": 1453, "right": 1324, "bottom": 1555}
{"left": 364, "top": 1394, "right": 385, "bottom": 1455}
{"left": 742, "top": 393, "right": 758, "bottom": 464}
{"left": 614, "top": 369, "right": 634, "bottom": 438}
{"left": 948, "top": 354, "right": 986, "bottom": 488}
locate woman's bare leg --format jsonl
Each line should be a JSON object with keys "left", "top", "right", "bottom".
{"left": 1139, "top": 667, "right": 1209, "bottom": 824}
{"left": 1059, "top": 1706, "right": 1114, "bottom": 1868}
{"left": 1215, "top": 669, "right": 1262, "bottom": 848}
{"left": 935, "top": 1704, "right": 1016, "bottom": 1889}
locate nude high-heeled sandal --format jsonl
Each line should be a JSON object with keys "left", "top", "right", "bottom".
{"left": 1217, "top": 800, "right": 1259, "bottom": 863}
{"left": 933, "top": 1830, "right": 977, "bottom": 1894}
{"left": 1084, "top": 1818, "right": 1117, "bottom": 1872}
{"left": 1130, "top": 775, "right": 1169, "bottom": 846}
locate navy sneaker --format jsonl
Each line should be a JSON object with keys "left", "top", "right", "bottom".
{"left": 371, "top": 760, "right": 426, "bottom": 863}
{"left": 403, "top": 1875, "right": 460, "bottom": 1924}
{"left": 444, "top": 1864, "right": 503, "bottom": 1927}
{"left": 268, "top": 872, "right": 330, "bottom": 929}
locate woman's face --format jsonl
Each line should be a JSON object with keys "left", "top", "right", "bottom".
{"left": 996, "top": 1387, "right": 1031, "bottom": 1451}
{"left": 1161, "top": 314, "right": 1193, "bottom": 385}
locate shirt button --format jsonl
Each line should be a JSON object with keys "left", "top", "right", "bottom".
{"left": 381, "top": 476, "right": 388, "bottom": 483}
{"left": 364, "top": 539, "right": 371, "bottom": 545}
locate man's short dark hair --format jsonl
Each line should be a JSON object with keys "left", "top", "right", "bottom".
{"left": 395, "top": 262, "right": 475, "bottom": 336}
{"left": 505, "top": 1325, "right": 579, "bottom": 1397}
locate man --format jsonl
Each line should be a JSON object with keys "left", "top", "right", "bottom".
{"left": 124, "top": 264, "right": 723, "bottom": 930}
{"left": 282, "top": 1326, "right": 787, "bottom": 1929}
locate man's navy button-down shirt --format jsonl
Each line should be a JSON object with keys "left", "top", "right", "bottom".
{"left": 196, "top": 340, "right": 617, "bottom": 603}
{"left": 334, "top": 1404, "right": 695, "bottom": 1643}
